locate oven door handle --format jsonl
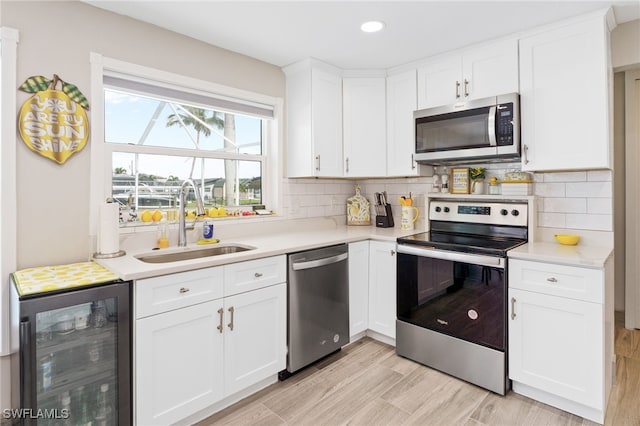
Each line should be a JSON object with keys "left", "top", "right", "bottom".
{"left": 397, "top": 244, "right": 505, "bottom": 269}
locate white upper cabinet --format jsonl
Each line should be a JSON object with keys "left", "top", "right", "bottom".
{"left": 343, "top": 76, "right": 387, "bottom": 177}
{"left": 386, "top": 69, "right": 432, "bottom": 177}
{"left": 417, "top": 38, "right": 519, "bottom": 109}
{"left": 284, "top": 59, "right": 343, "bottom": 177}
{"left": 519, "top": 14, "right": 612, "bottom": 171}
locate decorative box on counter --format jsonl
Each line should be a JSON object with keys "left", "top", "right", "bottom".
{"left": 500, "top": 171, "right": 533, "bottom": 195}
{"left": 501, "top": 181, "right": 533, "bottom": 195}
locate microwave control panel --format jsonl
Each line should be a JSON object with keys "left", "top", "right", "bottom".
{"left": 496, "top": 103, "right": 514, "bottom": 146}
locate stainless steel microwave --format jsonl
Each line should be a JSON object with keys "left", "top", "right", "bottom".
{"left": 414, "top": 93, "right": 520, "bottom": 164}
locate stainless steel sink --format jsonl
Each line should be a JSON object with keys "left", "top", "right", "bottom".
{"left": 135, "top": 244, "right": 255, "bottom": 263}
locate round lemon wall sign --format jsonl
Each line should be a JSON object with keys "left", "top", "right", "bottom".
{"left": 18, "top": 74, "right": 90, "bottom": 165}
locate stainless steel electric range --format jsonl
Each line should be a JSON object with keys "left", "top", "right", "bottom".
{"left": 396, "top": 198, "right": 529, "bottom": 395}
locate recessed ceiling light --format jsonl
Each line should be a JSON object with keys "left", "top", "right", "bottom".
{"left": 361, "top": 21, "right": 385, "bottom": 33}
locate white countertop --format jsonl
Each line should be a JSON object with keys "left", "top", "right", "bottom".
{"left": 96, "top": 222, "right": 416, "bottom": 281}
{"left": 508, "top": 242, "right": 613, "bottom": 269}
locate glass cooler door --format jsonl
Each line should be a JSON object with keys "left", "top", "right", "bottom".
{"left": 17, "top": 281, "right": 130, "bottom": 425}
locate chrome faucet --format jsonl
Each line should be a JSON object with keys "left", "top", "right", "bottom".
{"left": 178, "top": 179, "right": 206, "bottom": 247}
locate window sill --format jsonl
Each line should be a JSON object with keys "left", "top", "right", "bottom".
{"left": 118, "top": 212, "right": 282, "bottom": 235}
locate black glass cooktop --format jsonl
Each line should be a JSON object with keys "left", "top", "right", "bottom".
{"left": 397, "top": 231, "right": 527, "bottom": 257}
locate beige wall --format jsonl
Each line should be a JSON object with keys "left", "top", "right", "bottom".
{"left": 612, "top": 19, "right": 640, "bottom": 70}
{"left": 1, "top": 1, "right": 285, "bottom": 269}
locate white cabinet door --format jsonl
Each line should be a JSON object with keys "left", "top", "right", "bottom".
{"left": 311, "top": 67, "right": 344, "bottom": 177}
{"left": 348, "top": 241, "right": 369, "bottom": 337}
{"left": 284, "top": 60, "right": 343, "bottom": 177}
{"left": 223, "top": 255, "right": 286, "bottom": 297}
{"left": 136, "top": 300, "right": 224, "bottom": 425}
{"left": 519, "top": 17, "right": 610, "bottom": 171}
{"left": 462, "top": 38, "right": 519, "bottom": 101}
{"left": 386, "top": 69, "right": 432, "bottom": 177}
{"left": 418, "top": 39, "right": 519, "bottom": 110}
{"left": 417, "top": 55, "right": 461, "bottom": 109}
{"left": 509, "top": 288, "right": 603, "bottom": 409}
{"left": 368, "top": 241, "right": 397, "bottom": 339}
{"left": 343, "top": 77, "right": 387, "bottom": 177}
{"left": 224, "top": 283, "right": 286, "bottom": 396}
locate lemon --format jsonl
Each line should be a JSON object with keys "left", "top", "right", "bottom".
{"left": 186, "top": 211, "right": 196, "bottom": 219}
{"left": 208, "top": 208, "right": 219, "bottom": 217}
{"left": 140, "top": 210, "right": 152, "bottom": 223}
{"left": 218, "top": 207, "right": 227, "bottom": 217}
{"left": 152, "top": 210, "right": 163, "bottom": 222}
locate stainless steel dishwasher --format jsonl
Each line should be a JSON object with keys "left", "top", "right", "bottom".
{"left": 283, "top": 244, "right": 349, "bottom": 377}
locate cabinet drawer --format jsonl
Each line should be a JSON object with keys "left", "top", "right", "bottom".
{"left": 224, "top": 255, "right": 286, "bottom": 297}
{"left": 136, "top": 267, "right": 223, "bottom": 318}
{"left": 509, "top": 259, "right": 603, "bottom": 303}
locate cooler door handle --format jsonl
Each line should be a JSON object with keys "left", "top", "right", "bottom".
{"left": 511, "top": 297, "right": 517, "bottom": 320}
{"left": 20, "top": 320, "right": 33, "bottom": 409}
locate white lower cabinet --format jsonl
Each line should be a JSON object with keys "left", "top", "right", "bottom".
{"left": 224, "top": 284, "right": 286, "bottom": 396}
{"left": 348, "top": 241, "right": 369, "bottom": 338}
{"left": 509, "top": 288, "right": 602, "bottom": 407}
{"left": 368, "top": 241, "right": 397, "bottom": 339}
{"left": 136, "top": 300, "right": 224, "bottom": 425}
{"left": 508, "top": 258, "right": 613, "bottom": 424}
{"left": 135, "top": 256, "right": 286, "bottom": 425}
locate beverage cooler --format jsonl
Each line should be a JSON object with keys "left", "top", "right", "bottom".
{"left": 10, "top": 262, "right": 131, "bottom": 425}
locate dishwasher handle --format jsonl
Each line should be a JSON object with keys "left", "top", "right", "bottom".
{"left": 291, "top": 252, "right": 348, "bottom": 271}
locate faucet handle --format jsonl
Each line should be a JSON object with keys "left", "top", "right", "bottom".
{"left": 185, "top": 216, "right": 198, "bottom": 230}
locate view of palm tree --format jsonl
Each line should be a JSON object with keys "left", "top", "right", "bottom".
{"left": 166, "top": 106, "right": 238, "bottom": 204}
{"left": 105, "top": 88, "right": 264, "bottom": 213}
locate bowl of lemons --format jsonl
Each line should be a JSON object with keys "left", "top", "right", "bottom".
{"left": 554, "top": 234, "right": 580, "bottom": 246}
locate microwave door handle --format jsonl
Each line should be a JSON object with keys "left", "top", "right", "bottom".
{"left": 488, "top": 106, "right": 497, "bottom": 146}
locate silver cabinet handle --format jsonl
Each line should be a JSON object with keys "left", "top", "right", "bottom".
{"left": 455, "top": 80, "right": 461, "bottom": 98}
{"left": 391, "top": 250, "right": 396, "bottom": 256}
{"left": 523, "top": 144, "right": 529, "bottom": 165}
{"left": 216, "top": 308, "right": 224, "bottom": 334}
{"left": 464, "top": 79, "right": 469, "bottom": 97}
{"left": 254, "top": 272, "right": 263, "bottom": 278}
{"left": 411, "top": 153, "right": 416, "bottom": 170}
{"left": 228, "top": 306, "right": 235, "bottom": 331}
{"left": 547, "top": 277, "right": 558, "bottom": 283}
{"left": 511, "top": 297, "right": 517, "bottom": 320}
{"left": 315, "top": 155, "right": 321, "bottom": 171}
{"left": 345, "top": 157, "right": 349, "bottom": 173}
{"left": 179, "top": 287, "right": 190, "bottom": 293}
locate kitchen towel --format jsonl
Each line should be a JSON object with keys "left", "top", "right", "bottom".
{"left": 97, "top": 201, "right": 120, "bottom": 255}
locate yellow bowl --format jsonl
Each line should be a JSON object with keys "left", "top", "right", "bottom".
{"left": 554, "top": 234, "right": 580, "bottom": 245}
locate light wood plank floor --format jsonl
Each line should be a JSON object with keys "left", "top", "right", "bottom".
{"left": 197, "top": 312, "right": 640, "bottom": 426}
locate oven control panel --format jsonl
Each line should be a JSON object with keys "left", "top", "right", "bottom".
{"left": 430, "top": 201, "right": 528, "bottom": 226}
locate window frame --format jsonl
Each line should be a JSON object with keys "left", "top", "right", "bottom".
{"left": 89, "top": 53, "right": 283, "bottom": 238}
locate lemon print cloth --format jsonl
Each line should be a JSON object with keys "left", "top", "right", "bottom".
{"left": 12, "top": 262, "right": 119, "bottom": 297}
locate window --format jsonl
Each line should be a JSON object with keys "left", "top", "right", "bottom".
{"left": 90, "top": 54, "right": 281, "bottom": 229}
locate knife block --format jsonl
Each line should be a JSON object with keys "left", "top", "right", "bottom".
{"left": 375, "top": 204, "right": 394, "bottom": 228}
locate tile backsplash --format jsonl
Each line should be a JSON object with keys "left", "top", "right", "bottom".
{"left": 282, "top": 162, "right": 613, "bottom": 233}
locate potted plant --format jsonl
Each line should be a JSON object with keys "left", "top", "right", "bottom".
{"left": 470, "top": 167, "right": 486, "bottom": 194}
